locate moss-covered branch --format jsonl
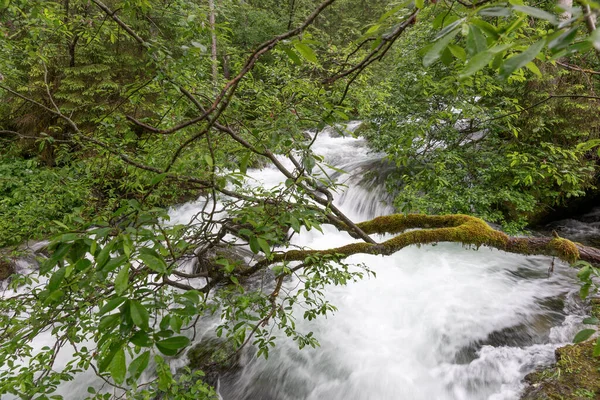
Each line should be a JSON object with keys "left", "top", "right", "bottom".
{"left": 250, "top": 214, "right": 600, "bottom": 272}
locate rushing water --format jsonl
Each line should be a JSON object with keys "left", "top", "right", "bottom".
{"left": 208, "top": 126, "right": 585, "bottom": 400}
{"left": 2, "top": 124, "right": 595, "bottom": 399}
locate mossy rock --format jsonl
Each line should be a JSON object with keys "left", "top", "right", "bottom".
{"left": 196, "top": 245, "right": 251, "bottom": 278}
{"left": 521, "top": 340, "right": 600, "bottom": 399}
{"left": 590, "top": 298, "right": 600, "bottom": 320}
{"left": 187, "top": 337, "right": 240, "bottom": 387}
{"left": 0, "top": 257, "right": 15, "bottom": 280}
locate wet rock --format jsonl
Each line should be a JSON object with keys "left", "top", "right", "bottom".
{"left": 187, "top": 337, "right": 240, "bottom": 387}
{"left": 195, "top": 245, "right": 253, "bottom": 278}
{"left": 521, "top": 341, "right": 600, "bottom": 399}
{"left": 0, "top": 257, "right": 15, "bottom": 280}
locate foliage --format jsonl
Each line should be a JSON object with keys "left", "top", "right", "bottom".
{"left": 0, "top": 156, "right": 89, "bottom": 247}
{"left": 361, "top": 4, "right": 600, "bottom": 230}
{"left": 2, "top": 0, "right": 600, "bottom": 398}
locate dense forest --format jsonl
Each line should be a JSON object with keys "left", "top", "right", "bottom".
{"left": 2, "top": 0, "right": 600, "bottom": 398}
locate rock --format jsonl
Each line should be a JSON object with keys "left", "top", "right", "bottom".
{"left": 195, "top": 245, "right": 252, "bottom": 278}
{"left": 187, "top": 337, "right": 240, "bottom": 387}
{"left": 521, "top": 341, "right": 600, "bottom": 399}
{"left": 0, "top": 257, "right": 14, "bottom": 280}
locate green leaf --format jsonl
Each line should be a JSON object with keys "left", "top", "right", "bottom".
{"left": 435, "top": 18, "right": 465, "bottom": 40}
{"left": 130, "top": 331, "right": 153, "bottom": 347}
{"left": 99, "top": 314, "right": 120, "bottom": 331}
{"left": 415, "top": 0, "right": 424, "bottom": 9}
{"left": 583, "top": 317, "right": 600, "bottom": 325}
{"left": 580, "top": 283, "right": 591, "bottom": 300}
{"left": 578, "top": 265, "right": 592, "bottom": 281}
{"left": 257, "top": 238, "right": 271, "bottom": 256}
{"left": 108, "top": 347, "right": 126, "bottom": 384}
{"left": 548, "top": 27, "right": 578, "bottom": 52}
{"left": 41, "top": 243, "right": 72, "bottom": 274}
{"left": 191, "top": 41, "right": 206, "bottom": 51}
{"left": 440, "top": 47, "right": 454, "bottom": 66}
{"left": 471, "top": 19, "right": 499, "bottom": 39}
{"left": 459, "top": 50, "right": 493, "bottom": 78}
{"left": 577, "top": 139, "right": 600, "bottom": 151}
{"left": 503, "top": 16, "right": 526, "bottom": 36}
{"left": 53, "top": 220, "right": 70, "bottom": 230}
{"left": 488, "top": 43, "right": 513, "bottom": 54}
{"left": 466, "top": 26, "right": 487, "bottom": 56}
{"left": 499, "top": 39, "right": 545, "bottom": 80}
{"left": 424, "top": 28, "right": 460, "bottom": 67}
{"left": 170, "top": 315, "right": 183, "bottom": 333}
{"left": 104, "top": 254, "right": 128, "bottom": 273}
{"left": 98, "top": 342, "right": 122, "bottom": 372}
{"left": 478, "top": 6, "right": 511, "bottom": 17}
{"left": 96, "top": 240, "right": 116, "bottom": 271}
{"left": 378, "top": 1, "right": 412, "bottom": 22}
{"left": 513, "top": 5, "right": 557, "bottom": 24}
{"left": 525, "top": 61, "right": 542, "bottom": 77}
{"left": 48, "top": 267, "right": 66, "bottom": 292}
{"left": 139, "top": 253, "right": 167, "bottom": 274}
{"left": 74, "top": 258, "right": 92, "bottom": 273}
{"left": 303, "top": 155, "right": 315, "bottom": 172}
{"left": 239, "top": 152, "right": 251, "bottom": 175}
{"left": 130, "top": 300, "right": 149, "bottom": 330}
{"left": 150, "top": 173, "right": 167, "bottom": 186}
{"left": 156, "top": 336, "right": 190, "bottom": 355}
{"left": 294, "top": 42, "right": 317, "bottom": 63}
{"left": 99, "top": 296, "right": 127, "bottom": 316}
{"left": 573, "top": 328, "right": 596, "bottom": 343}
{"left": 365, "top": 24, "right": 382, "bottom": 35}
{"left": 59, "top": 233, "right": 80, "bottom": 243}
{"left": 249, "top": 236, "right": 260, "bottom": 254}
{"left": 283, "top": 47, "right": 302, "bottom": 65}
{"left": 594, "top": 337, "right": 600, "bottom": 357}
{"left": 448, "top": 44, "right": 466, "bottom": 61}
{"left": 129, "top": 351, "right": 150, "bottom": 380}
{"left": 43, "top": 289, "right": 64, "bottom": 305}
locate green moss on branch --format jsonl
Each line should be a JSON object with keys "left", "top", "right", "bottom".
{"left": 254, "top": 214, "right": 593, "bottom": 271}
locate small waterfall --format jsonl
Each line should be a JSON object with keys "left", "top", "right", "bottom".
{"left": 544, "top": 206, "right": 600, "bottom": 248}
{"left": 1, "top": 125, "right": 590, "bottom": 400}
{"left": 209, "top": 127, "right": 584, "bottom": 400}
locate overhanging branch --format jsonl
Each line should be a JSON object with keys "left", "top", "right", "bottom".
{"left": 247, "top": 214, "right": 600, "bottom": 274}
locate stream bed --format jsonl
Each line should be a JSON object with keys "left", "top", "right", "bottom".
{"left": 171, "top": 126, "right": 594, "bottom": 400}
{"left": 3, "top": 125, "right": 598, "bottom": 400}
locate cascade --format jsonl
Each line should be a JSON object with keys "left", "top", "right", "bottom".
{"left": 207, "top": 127, "right": 585, "bottom": 400}
{"left": 1, "top": 124, "right": 592, "bottom": 400}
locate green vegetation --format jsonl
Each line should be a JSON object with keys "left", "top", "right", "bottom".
{"left": 522, "top": 300, "right": 600, "bottom": 400}
{"left": 523, "top": 340, "right": 600, "bottom": 399}
{"left": 2, "top": 0, "right": 600, "bottom": 398}
{"left": 360, "top": 6, "right": 600, "bottom": 230}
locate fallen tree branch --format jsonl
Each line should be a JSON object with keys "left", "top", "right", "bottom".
{"left": 247, "top": 214, "right": 600, "bottom": 274}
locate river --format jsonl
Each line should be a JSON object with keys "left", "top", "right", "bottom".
{"left": 171, "top": 124, "right": 589, "bottom": 400}
{"left": 2, "top": 123, "right": 595, "bottom": 399}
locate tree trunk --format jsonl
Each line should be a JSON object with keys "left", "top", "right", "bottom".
{"left": 209, "top": 0, "right": 218, "bottom": 92}
{"left": 558, "top": 0, "right": 573, "bottom": 22}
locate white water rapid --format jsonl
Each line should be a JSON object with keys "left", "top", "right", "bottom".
{"left": 205, "top": 125, "right": 584, "bottom": 400}
{"left": 1, "top": 124, "right": 592, "bottom": 400}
